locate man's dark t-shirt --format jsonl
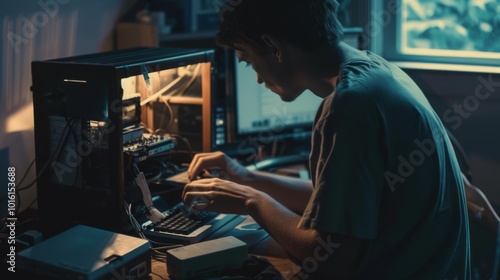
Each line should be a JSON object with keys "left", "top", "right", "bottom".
{"left": 299, "top": 51, "right": 471, "bottom": 279}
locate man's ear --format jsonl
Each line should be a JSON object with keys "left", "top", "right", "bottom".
{"left": 261, "top": 34, "right": 283, "bottom": 63}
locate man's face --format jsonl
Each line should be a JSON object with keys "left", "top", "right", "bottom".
{"left": 235, "top": 44, "right": 305, "bottom": 102}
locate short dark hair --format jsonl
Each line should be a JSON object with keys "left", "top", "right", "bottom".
{"left": 216, "top": 0, "right": 344, "bottom": 52}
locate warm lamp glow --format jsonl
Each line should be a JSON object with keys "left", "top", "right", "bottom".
{"left": 6, "top": 104, "right": 34, "bottom": 133}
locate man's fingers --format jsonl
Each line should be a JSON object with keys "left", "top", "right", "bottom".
{"left": 188, "top": 153, "right": 225, "bottom": 181}
{"left": 186, "top": 178, "right": 221, "bottom": 186}
{"left": 183, "top": 191, "right": 217, "bottom": 208}
{"left": 187, "top": 153, "right": 211, "bottom": 177}
{"left": 182, "top": 180, "right": 220, "bottom": 199}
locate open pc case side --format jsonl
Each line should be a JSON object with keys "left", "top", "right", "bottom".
{"left": 31, "top": 47, "right": 216, "bottom": 237}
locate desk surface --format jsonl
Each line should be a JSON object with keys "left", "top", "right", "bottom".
{"left": 148, "top": 217, "right": 301, "bottom": 280}
{"left": 9, "top": 211, "right": 300, "bottom": 279}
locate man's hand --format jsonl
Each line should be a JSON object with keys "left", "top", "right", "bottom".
{"left": 187, "top": 151, "right": 252, "bottom": 184}
{"left": 187, "top": 152, "right": 313, "bottom": 214}
{"left": 182, "top": 177, "right": 260, "bottom": 215}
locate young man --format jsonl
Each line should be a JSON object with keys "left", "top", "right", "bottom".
{"left": 182, "top": 0, "right": 471, "bottom": 278}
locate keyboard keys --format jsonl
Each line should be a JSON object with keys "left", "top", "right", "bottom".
{"left": 151, "top": 204, "right": 217, "bottom": 235}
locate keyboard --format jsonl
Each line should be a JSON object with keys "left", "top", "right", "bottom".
{"left": 146, "top": 203, "right": 217, "bottom": 234}
{"left": 141, "top": 201, "right": 244, "bottom": 244}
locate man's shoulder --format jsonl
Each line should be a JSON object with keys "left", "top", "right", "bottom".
{"left": 337, "top": 52, "right": 404, "bottom": 90}
{"left": 334, "top": 52, "right": 425, "bottom": 109}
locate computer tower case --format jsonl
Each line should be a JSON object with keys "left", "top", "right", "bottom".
{"left": 31, "top": 47, "right": 217, "bottom": 237}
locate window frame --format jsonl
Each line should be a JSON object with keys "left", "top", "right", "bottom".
{"left": 372, "top": 0, "right": 500, "bottom": 68}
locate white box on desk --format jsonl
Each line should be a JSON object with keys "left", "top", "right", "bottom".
{"left": 17, "top": 225, "right": 151, "bottom": 280}
{"left": 166, "top": 236, "right": 248, "bottom": 280}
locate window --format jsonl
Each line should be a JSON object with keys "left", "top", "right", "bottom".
{"left": 380, "top": 0, "right": 500, "bottom": 66}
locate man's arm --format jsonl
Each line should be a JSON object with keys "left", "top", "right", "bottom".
{"left": 183, "top": 180, "right": 366, "bottom": 278}
{"left": 243, "top": 171, "right": 313, "bottom": 215}
{"left": 247, "top": 191, "right": 367, "bottom": 278}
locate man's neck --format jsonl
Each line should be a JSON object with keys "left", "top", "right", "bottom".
{"left": 294, "top": 42, "right": 364, "bottom": 98}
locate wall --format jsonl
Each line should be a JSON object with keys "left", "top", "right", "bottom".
{"left": 404, "top": 68, "right": 500, "bottom": 205}
{"left": 2, "top": 1, "right": 498, "bottom": 210}
{"left": 0, "top": 0, "right": 138, "bottom": 212}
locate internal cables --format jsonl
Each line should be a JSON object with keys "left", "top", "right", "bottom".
{"left": 132, "top": 163, "right": 165, "bottom": 224}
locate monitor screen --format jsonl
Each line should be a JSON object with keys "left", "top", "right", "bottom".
{"left": 233, "top": 55, "right": 323, "bottom": 141}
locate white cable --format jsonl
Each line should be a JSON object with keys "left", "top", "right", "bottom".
{"left": 140, "top": 75, "right": 184, "bottom": 106}
{"left": 159, "top": 96, "right": 175, "bottom": 130}
{"left": 175, "top": 63, "right": 202, "bottom": 96}
{"left": 135, "top": 171, "right": 165, "bottom": 223}
{"left": 125, "top": 200, "right": 184, "bottom": 248}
